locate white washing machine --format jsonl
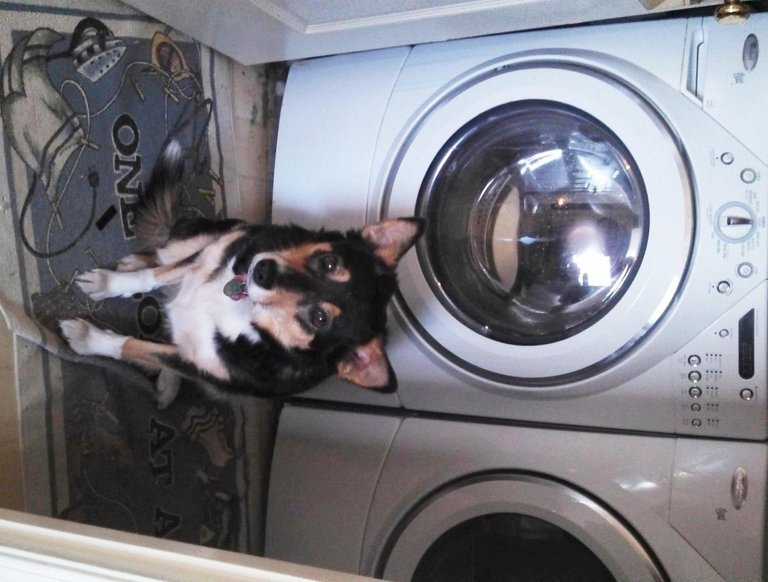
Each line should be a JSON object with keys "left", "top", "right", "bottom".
{"left": 272, "top": 15, "right": 768, "bottom": 440}
{"left": 265, "top": 403, "right": 767, "bottom": 581}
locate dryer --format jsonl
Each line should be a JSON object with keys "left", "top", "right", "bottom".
{"left": 266, "top": 404, "right": 767, "bottom": 581}
{"left": 273, "top": 15, "right": 768, "bottom": 440}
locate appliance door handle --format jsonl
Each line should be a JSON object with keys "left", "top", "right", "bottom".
{"left": 685, "top": 26, "right": 706, "bottom": 102}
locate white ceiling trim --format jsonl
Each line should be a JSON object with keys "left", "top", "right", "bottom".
{"left": 247, "top": 0, "right": 308, "bottom": 33}
{"left": 303, "top": 0, "right": 541, "bottom": 35}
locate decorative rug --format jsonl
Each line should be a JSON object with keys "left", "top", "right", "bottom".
{"left": 0, "top": 0, "right": 279, "bottom": 554}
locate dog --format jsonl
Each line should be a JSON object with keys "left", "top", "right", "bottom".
{"left": 60, "top": 141, "right": 423, "bottom": 402}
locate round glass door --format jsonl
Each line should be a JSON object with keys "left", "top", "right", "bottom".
{"left": 379, "top": 475, "right": 665, "bottom": 581}
{"left": 419, "top": 101, "right": 647, "bottom": 345}
{"left": 384, "top": 61, "right": 693, "bottom": 385}
{"left": 414, "top": 513, "right": 615, "bottom": 582}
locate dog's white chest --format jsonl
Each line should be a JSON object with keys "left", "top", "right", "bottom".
{"left": 166, "top": 254, "right": 259, "bottom": 380}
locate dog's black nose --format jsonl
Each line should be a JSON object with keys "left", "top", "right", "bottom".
{"left": 253, "top": 259, "right": 277, "bottom": 289}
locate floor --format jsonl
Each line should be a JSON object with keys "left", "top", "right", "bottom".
{"left": 0, "top": 43, "right": 285, "bottom": 517}
{"left": 0, "top": 0, "right": 286, "bottom": 524}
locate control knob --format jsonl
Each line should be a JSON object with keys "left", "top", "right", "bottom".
{"left": 715, "top": 202, "right": 756, "bottom": 243}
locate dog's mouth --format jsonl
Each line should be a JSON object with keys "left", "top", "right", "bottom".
{"left": 222, "top": 271, "right": 279, "bottom": 305}
{"left": 223, "top": 274, "right": 248, "bottom": 301}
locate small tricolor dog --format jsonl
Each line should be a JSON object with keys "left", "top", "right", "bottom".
{"left": 60, "top": 141, "right": 423, "bottom": 401}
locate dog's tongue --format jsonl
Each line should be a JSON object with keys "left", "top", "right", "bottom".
{"left": 223, "top": 274, "right": 248, "bottom": 301}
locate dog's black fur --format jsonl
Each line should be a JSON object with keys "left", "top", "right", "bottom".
{"left": 60, "top": 141, "right": 423, "bottom": 401}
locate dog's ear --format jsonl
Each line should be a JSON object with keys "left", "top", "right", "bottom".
{"left": 336, "top": 337, "right": 396, "bottom": 392}
{"left": 362, "top": 217, "right": 424, "bottom": 268}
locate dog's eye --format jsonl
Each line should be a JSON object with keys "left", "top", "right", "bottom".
{"left": 311, "top": 307, "right": 329, "bottom": 329}
{"left": 320, "top": 254, "right": 338, "bottom": 273}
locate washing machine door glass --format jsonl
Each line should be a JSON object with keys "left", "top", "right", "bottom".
{"left": 380, "top": 474, "right": 665, "bottom": 581}
{"left": 419, "top": 101, "right": 647, "bottom": 344}
{"left": 413, "top": 513, "right": 615, "bottom": 582}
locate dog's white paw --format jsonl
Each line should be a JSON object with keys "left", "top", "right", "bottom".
{"left": 76, "top": 268, "right": 154, "bottom": 300}
{"left": 60, "top": 318, "right": 94, "bottom": 354}
{"left": 76, "top": 269, "right": 118, "bottom": 301}
{"left": 60, "top": 318, "right": 126, "bottom": 359}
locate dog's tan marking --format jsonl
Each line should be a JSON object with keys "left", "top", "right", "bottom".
{"left": 151, "top": 260, "right": 195, "bottom": 286}
{"left": 278, "top": 242, "right": 332, "bottom": 275}
{"left": 252, "top": 290, "right": 314, "bottom": 350}
{"left": 319, "top": 301, "right": 342, "bottom": 320}
{"left": 157, "top": 234, "right": 213, "bottom": 265}
{"left": 158, "top": 227, "right": 247, "bottom": 267}
{"left": 259, "top": 242, "right": 351, "bottom": 282}
{"left": 286, "top": 243, "right": 352, "bottom": 283}
{"left": 326, "top": 266, "right": 350, "bottom": 283}
{"left": 121, "top": 338, "right": 179, "bottom": 372}
{"left": 122, "top": 337, "right": 231, "bottom": 381}
{"left": 116, "top": 252, "right": 158, "bottom": 272}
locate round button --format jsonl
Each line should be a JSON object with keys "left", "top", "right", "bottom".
{"left": 741, "top": 168, "right": 757, "bottom": 184}
{"left": 692, "top": 419, "right": 702, "bottom": 427}
{"left": 721, "top": 152, "right": 734, "bottom": 165}
{"left": 691, "top": 403, "right": 702, "bottom": 411}
{"left": 717, "top": 280, "right": 732, "bottom": 294}
{"left": 740, "top": 388, "right": 755, "bottom": 401}
{"left": 719, "top": 328, "right": 730, "bottom": 338}
{"left": 737, "top": 262, "right": 755, "bottom": 278}
{"left": 689, "top": 386, "right": 703, "bottom": 398}
{"left": 688, "top": 371, "right": 702, "bottom": 382}
{"left": 687, "top": 355, "right": 701, "bottom": 366}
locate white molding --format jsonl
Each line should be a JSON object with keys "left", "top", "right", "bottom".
{"left": 302, "top": 0, "right": 536, "bottom": 34}
{"left": 0, "top": 509, "right": 372, "bottom": 581}
{"left": 0, "top": 545, "right": 155, "bottom": 581}
{"left": 247, "top": 0, "right": 308, "bottom": 33}
{"left": 121, "top": 0, "right": 723, "bottom": 65}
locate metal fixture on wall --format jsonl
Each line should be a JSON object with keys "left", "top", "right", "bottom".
{"left": 715, "top": 0, "right": 752, "bottom": 22}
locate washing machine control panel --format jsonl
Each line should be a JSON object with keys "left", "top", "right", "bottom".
{"left": 674, "top": 281, "right": 767, "bottom": 439}
{"left": 703, "top": 143, "right": 765, "bottom": 262}
{"left": 673, "top": 133, "right": 767, "bottom": 439}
